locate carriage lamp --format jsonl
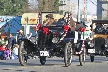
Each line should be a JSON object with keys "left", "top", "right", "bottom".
{"left": 88, "top": 42, "right": 90, "bottom": 44}
{"left": 105, "top": 44, "right": 107, "bottom": 47}
{"left": 94, "top": 35, "right": 97, "bottom": 37}
{"left": 52, "top": 37, "right": 59, "bottom": 43}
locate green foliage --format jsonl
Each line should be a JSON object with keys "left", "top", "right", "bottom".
{"left": 53, "top": 0, "right": 59, "bottom": 12}
{"left": 59, "top": 10, "right": 64, "bottom": 15}
{"left": 0, "top": 0, "right": 29, "bottom": 15}
{"left": 37, "top": 0, "right": 59, "bottom": 12}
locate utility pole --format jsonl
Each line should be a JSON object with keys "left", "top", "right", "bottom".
{"left": 83, "top": 0, "right": 88, "bottom": 39}
{"left": 25, "top": 17, "right": 28, "bottom": 36}
{"left": 77, "top": 0, "right": 81, "bottom": 22}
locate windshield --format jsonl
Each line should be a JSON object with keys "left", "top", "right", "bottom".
{"left": 40, "top": 26, "right": 64, "bottom": 33}
{"left": 93, "top": 23, "right": 108, "bottom": 35}
{"left": 48, "top": 26, "right": 64, "bottom": 32}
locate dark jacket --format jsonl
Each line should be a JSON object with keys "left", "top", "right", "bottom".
{"left": 8, "top": 37, "right": 16, "bottom": 48}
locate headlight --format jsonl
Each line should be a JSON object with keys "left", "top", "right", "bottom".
{"left": 88, "top": 42, "right": 90, "bottom": 44}
{"left": 105, "top": 44, "right": 107, "bottom": 47}
{"left": 90, "top": 43, "right": 94, "bottom": 47}
{"left": 89, "top": 38, "right": 93, "bottom": 40}
{"left": 52, "top": 37, "right": 58, "bottom": 43}
{"left": 94, "top": 35, "right": 96, "bottom": 37}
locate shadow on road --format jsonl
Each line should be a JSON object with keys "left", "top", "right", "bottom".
{"left": 0, "top": 61, "right": 41, "bottom": 66}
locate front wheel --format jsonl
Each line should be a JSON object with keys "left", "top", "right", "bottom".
{"left": 64, "top": 42, "right": 73, "bottom": 67}
{"left": 79, "top": 48, "right": 86, "bottom": 66}
{"left": 40, "top": 56, "right": 46, "bottom": 65}
{"left": 18, "top": 41, "right": 28, "bottom": 66}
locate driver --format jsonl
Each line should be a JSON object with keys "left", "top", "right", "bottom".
{"left": 43, "top": 14, "right": 55, "bottom": 26}
{"left": 94, "top": 23, "right": 103, "bottom": 34}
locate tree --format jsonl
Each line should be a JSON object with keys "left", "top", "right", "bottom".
{"left": 59, "top": 10, "right": 64, "bottom": 15}
{"left": 37, "top": 0, "right": 59, "bottom": 12}
{"left": 0, "top": 0, "right": 29, "bottom": 15}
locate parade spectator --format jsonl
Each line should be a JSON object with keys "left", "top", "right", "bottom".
{"left": 17, "top": 30, "right": 25, "bottom": 39}
{"left": 0, "top": 42, "right": 10, "bottom": 60}
{"left": 11, "top": 44, "right": 19, "bottom": 59}
{"left": 7, "top": 34, "right": 16, "bottom": 50}
{"left": 0, "top": 42, "right": 6, "bottom": 51}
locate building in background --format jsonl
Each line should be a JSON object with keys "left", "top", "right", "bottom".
{"left": 97, "top": 0, "right": 108, "bottom": 20}
{"left": 28, "top": 0, "right": 38, "bottom": 10}
{"left": 59, "top": 0, "right": 76, "bottom": 17}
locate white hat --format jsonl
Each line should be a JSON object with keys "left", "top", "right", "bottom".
{"left": 19, "top": 30, "right": 23, "bottom": 33}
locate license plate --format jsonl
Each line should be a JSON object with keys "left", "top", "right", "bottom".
{"left": 88, "top": 49, "right": 95, "bottom": 53}
{"left": 40, "top": 51, "right": 49, "bottom": 56}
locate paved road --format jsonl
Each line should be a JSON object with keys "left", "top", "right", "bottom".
{"left": 0, "top": 56, "right": 108, "bottom": 72}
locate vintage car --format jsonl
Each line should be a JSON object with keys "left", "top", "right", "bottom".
{"left": 87, "top": 20, "right": 108, "bottom": 62}
{"left": 18, "top": 12, "right": 86, "bottom": 67}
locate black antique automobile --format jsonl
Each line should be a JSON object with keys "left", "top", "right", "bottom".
{"left": 18, "top": 24, "right": 74, "bottom": 67}
{"left": 18, "top": 12, "right": 86, "bottom": 67}
{"left": 87, "top": 20, "right": 108, "bottom": 62}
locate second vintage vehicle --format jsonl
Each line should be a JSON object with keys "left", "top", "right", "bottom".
{"left": 87, "top": 20, "right": 108, "bottom": 62}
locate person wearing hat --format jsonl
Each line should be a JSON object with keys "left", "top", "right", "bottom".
{"left": 17, "top": 30, "right": 24, "bottom": 40}
{"left": 17, "top": 30, "right": 26, "bottom": 44}
{"left": 43, "top": 14, "right": 55, "bottom": 26}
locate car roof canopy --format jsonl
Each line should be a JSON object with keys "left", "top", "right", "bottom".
{"left": 92, "top": 20, "right": 108, "bottom": 24}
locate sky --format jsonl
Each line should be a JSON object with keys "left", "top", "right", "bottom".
{"left": 71, "top": 0, "right": 97, "bottom": 15}
{"left": 28, "top": 0, "right": 97, "bottom": 15}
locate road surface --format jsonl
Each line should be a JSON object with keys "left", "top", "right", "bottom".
{"left": 0, "top": 56, "right": 108, "bottom": 72}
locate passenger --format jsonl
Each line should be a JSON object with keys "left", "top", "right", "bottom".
{"left": 95, "top": 23, "right": 103, "bottom": 34}
{"left": 105, "top": 27, "right": 108, "bottom": 34}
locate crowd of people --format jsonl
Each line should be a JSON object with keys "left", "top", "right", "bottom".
{"left": 0, "top": 29, "right": 34, "bottom": 60}
{"left": 0, "top": 29, "right": 27, "bottom": 60}
{"left": 0, "top": 33, "right": 18, "bottom": 60}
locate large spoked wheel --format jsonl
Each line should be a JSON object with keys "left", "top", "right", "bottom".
{"left": 79, "top": 48, "right": 86, "bottom": 66}
{"left": 90, "top": 54, "right": 94, "bottom": 62}
{"left": 64, "top": 42, "right": 73, "bottom": 67}
{"left": 18, "top": 41, "right": 28, "bottom": 66}
{"left": 40, "top": 56, "right": 46, "bottom": 65}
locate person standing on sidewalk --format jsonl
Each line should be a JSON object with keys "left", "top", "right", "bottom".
{"left": 7, "top": 34, "right": 16, "bottom": 50}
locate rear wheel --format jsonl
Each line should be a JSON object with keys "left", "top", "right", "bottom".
{"left": 64, "top": 42, "right": 73, "bottom": 67}
{"left": 18, "top": 41, "right": 28, "bottom": 66}
{"left": 90, "top": 55, "right": 94, "bottom": 62}
{"left": 40, "top": 56, "right": 46, "bottom": 65}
